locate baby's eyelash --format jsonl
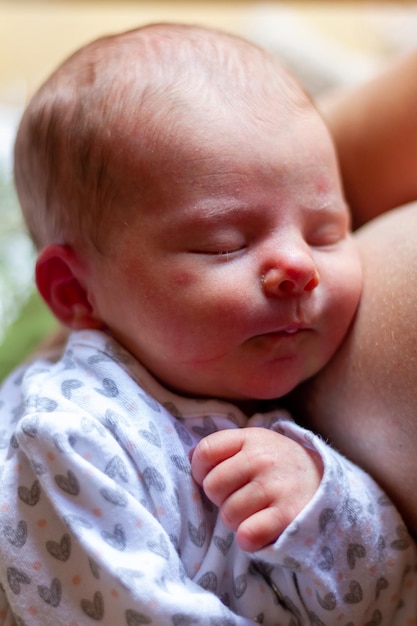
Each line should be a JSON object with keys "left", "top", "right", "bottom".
{"left": 200, "top": 246, "right": 246, "bottom": 259}
{"left": 212, "top": 249, "right": 234, "bottom": 256}
{"left": 190, "top": 244, "right": 246, "bottom": 256}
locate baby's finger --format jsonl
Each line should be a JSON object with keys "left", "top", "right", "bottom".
{"left": 219, "top": 478, "right": 270, "bottom": 532}
{"left": 236, "top": 506, "right": 287, "bottom": 553}
{"left": 200, "top": 453, "right": 252, "bottom": 507}
{"left": 190, "top": 429, "right": 245, "bottom": 485}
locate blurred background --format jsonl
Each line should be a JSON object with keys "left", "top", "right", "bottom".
{"left": 1, "top": 0, "right": 417, "bottom": 380}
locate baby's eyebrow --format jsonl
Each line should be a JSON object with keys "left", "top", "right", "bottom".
{"left": 307, "top": 200, "right": 350, "bottom": 219}
{"left": 180, "top": 200, "right": 254, "bottom": 225}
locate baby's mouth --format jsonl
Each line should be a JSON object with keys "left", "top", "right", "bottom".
{"left": 282, "top": 325, "right": 300, "bottom": 334}
{"left": 265, "top": 322, "right": 309, "bottom": 336}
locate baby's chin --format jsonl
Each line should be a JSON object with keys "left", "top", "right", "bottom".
{"left": 224, "top": 380, "right": 309, "bottom": 414}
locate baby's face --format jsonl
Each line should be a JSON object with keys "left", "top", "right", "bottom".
{"left": 86, "top": 97, "right": 362, "bottom": 404}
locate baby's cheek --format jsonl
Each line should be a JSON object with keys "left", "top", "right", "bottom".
{"left": 172, "top": 270, "right": 196, "bottom": 288}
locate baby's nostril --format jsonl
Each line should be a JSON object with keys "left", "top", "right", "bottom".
{"left": 279, "top": 280, "right": 295, "bottom": 293}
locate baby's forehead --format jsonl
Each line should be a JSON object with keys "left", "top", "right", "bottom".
{"left": 88, "top": 62, "right": 314, "bottom": 195}
{"left": 65, "top": 25, "right": 306, "bottom": 112}
{"left": 61, "top": 27, "right": 314, "bottom": 202}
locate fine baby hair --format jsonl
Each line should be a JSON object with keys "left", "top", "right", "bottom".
{"left": 14, "top": 22, "right": 305, "bottom": 254}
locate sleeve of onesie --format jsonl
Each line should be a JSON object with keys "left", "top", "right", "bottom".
{"left": 252, "top": 419, "right": 417, "bottom": 625}
{"left": 0, "top": 407, "right": 256, "bottom": 626}
{"left": 1, "top": 359, "right": 416, "bottom": 626}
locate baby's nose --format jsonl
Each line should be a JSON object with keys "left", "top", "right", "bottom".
{"left": 261, "top": 257, "right": 319, "bottom": 297}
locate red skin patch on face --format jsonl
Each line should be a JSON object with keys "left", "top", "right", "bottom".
{"left": 316, "top": 174, "right": 330, "bottom": 195}
{"left": 172, "top": 271, "right": 195, "bottom": 288}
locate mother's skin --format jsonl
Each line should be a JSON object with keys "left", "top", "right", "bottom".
{"left": 291, "top": 48, "right": 417, "bottom": 535}
{"left": 288, "top": 202, "right": 417, "bottom": 534}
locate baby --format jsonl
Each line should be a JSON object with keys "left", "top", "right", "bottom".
{"left": 0, "top": 23, "right": 415, "bottom": 626}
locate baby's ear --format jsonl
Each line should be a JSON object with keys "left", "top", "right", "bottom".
{"left": 35, "top": 245, "right": 104, "bottom": 330}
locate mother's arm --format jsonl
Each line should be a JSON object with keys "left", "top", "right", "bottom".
{"left": 321, "top": 47, "right": 417, "bottom": 228}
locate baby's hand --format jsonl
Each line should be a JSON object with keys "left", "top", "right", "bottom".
{"left": 191, "top": 427, "right": 323, "bottom": 552}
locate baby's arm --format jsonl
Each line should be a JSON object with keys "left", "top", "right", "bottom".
{"left": 194, "top": 418, "right": 417, "bottom": 624}
{"left": 1, "top": 350, "right": 417, "bottom": 625}
{"left": 191, "top": 427, "right": 322, "bottom": 552}
{"left": 321, "top": 48, "right": 417, "bottom": 228}
{"left": 0, "top": 407, "right": 257, "bottom": 626}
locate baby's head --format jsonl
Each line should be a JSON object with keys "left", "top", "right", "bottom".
{"left": 15, "top": 23, "right": 304, "bottom": 254}
{"left": 15, "top": 23, "right": 362, "bottom": 405}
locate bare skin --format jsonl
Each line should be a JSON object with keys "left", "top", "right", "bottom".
{"left": 287, "top": 202, "right": 417, "bottom": 535}
{"left": 191, "top": 426, "right": 323, "bottom": 552}
{"left": 321, "top": 48, "right": 417, "bottom": 228}
{"left": 299, "top": 47, "right": 417, "bottom": 533}
{"left": 193, "top": 200, "right": 417, "bottom": 547}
